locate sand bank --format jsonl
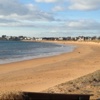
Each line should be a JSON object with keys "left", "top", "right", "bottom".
{"left": 0, "top": 41, "right": 100, "bottom": 92}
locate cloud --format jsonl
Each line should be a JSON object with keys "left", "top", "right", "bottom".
{"left": 65, "top": 19, "right": 100, "bottom": 30}
{"left": 29, "top": 19, "right": 100, "bottom": 37}
{"left": 68, "top": 0, "right": 100, "bottom": 10}
{"left": 37, "top": 19, "right": 100, "bottom": 31}
{"left": 25, "top": 19, "right": 100, "bottom": 32}
{"left": 0, "top": 0, "right": 55, "bottom": 27}
{"left": 52, "top": 6, "right": 65, "bottom": 11}
{"left": 0, "top": 0, "right": 100, "bottom": 34}
{"left": 35, "top": 0, "right": 100, "bottom": 11}
{"left": 35, "top": 0, "right": 60, "bottom": 3}
{"left": 0, "top": 0, "right": 29, "bottom": 15}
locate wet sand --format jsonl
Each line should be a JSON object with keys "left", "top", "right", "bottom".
{"left": 0, "top": 41, "right": 100, "bottom": 93}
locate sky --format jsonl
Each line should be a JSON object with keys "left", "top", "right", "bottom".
{"left": 0, "top": 0, "right": 100, "bottom": 37}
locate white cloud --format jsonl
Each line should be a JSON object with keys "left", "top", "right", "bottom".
{"left": 38, "top": 20, "right": 100, "bottom": 31}
{"left": 51, "top": 0, "right": 100, "bottom": 11}
{"left": 52, "top": 6, "right": 65, "bottom": 11}
{"left": 35, "top": 0, "right": 60, "bottom": 3}
{"left": 25, "top": 20, "right": 100, "bottom": 31}
{"left": 0, "top": 0, "right": 99, "bottom": 36}
{"left": 66, "top": 20, "right": 100, "bottom": 30}
{"left": 0, "top": 0, "right": 55, "bottom": 27}
{"left": 0, "top": 0, "right": 29, "bottom": 15}
{"left": 68, "top": 0, "right": 100, "bottom": 10}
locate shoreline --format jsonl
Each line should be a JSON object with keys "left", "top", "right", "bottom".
{"left": 0, "top": 41, "right": 100, "bottom": 92}
{"left": 0, "top": 41, "right": 75, "bottom": 65}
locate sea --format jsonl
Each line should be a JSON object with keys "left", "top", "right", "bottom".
{"left": 0, "top": 40, "right": 75, "bottom": 64}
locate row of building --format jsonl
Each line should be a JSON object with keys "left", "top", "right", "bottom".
{"left": 0, "top": 35, "right": 100, "bottom": 41}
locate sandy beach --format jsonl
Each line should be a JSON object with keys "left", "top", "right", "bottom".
{"left": 0, "top": 41, "right": 100, "bottom": 93}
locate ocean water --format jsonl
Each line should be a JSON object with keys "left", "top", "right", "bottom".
{"left": 0, "top": 41, "right": 75, "bottom": 64}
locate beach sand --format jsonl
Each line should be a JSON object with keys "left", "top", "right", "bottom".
{"left": 0, "top": 41, "right": 100, "bottom": 93}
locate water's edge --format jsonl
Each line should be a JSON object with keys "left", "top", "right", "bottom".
{"left": 0, "top": 41, "right": 76, "bottom": 64}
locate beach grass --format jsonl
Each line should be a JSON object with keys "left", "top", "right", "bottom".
{"left": 0, "top": 91, "right": 24, "bottom": 100}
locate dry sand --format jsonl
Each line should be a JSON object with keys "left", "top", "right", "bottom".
{"left": 0, "top": 41, "right": 100, "bottom": 93}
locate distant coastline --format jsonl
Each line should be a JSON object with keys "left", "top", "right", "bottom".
{"left": 0, "top": 35, "right": 100, "bottom": 42}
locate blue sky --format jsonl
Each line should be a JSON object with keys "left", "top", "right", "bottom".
{"left": 0, "top": 0, "right": 100, "bottom": 37}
